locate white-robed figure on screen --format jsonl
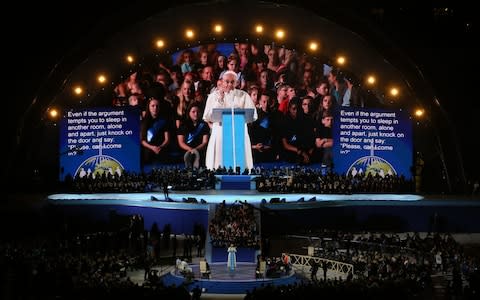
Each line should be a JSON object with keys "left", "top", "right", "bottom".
{"left": 227, "top": 244, "right": 237, "bottom": 271}
{"left": 203, "top": 70, "right": 257, "bottom": 171}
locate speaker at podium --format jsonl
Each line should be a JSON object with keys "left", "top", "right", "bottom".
{"left": 208, "top": 108, "right": 256, "bottom": 172}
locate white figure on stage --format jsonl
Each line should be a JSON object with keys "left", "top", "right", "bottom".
{"left": 227, "top": 244, "right": 237, "bottom": 271}
{"left": 202, "top": 70, "right": 257, "bottom": 171}
{"left": 179, "top": 259, "right": 192, "bottom": 273}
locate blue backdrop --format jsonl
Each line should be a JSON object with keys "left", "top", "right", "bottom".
{"left": 333, "top": 107, "right": 413, "bottom": 178}
{"left": 59, "top": 107, "right": 141, "bottom": 181}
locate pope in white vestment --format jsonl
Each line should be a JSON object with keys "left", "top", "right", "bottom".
{"left": 203, "top": 71, "right": 257, "bottom": 171}
{"left": 227, "top": 244, "right": 237, "bottom": 271}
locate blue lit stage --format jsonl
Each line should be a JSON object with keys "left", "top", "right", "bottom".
{"left": 46, "top": 191, "right": 480, "bottom": 234}
{"left": 162, "top": 262, "right": 300, "bottom": 294}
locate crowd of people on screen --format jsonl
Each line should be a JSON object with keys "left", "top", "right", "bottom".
{"left": 111, "top": 42, "right": 376, "bottom": 169}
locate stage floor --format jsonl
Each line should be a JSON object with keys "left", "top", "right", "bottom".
{"left": 161, "top": 262, "right": 299, "bottom": 294}
{"left": 178, "top": 262, "right": 264, "bottom": 281}
{"left": 47, "top": 190, "right": 425, "bottom": 205}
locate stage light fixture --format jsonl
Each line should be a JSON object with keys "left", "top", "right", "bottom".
{"left": 275, "top": 29, "right": 285, "bottom": 39}
{"left": 73, "top": 86, "right": 83, "bottom": 95}
{"left": 214, "top": 24, "right": 223, "bottom": 33}
{"left": 337, "top": 56, "right": 346, "bottom": 65}
{"left": 156, "top": 39, "right": 165, "bottom": 48}
{"left": 97, "top": 74, "right": 106, "bottom": 84}
{"left": 366, "top": 75, "right": 376, "bottom": 85}
{"left": 309, "top": 42, "right": 319, "bottom": 51}
{"left": 185, "top": 29, "right": 195, "bottom": 39}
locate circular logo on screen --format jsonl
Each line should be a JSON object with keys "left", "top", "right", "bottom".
{"left": 347, "top": 156, "right": 396, "bottom": 178}
{"left": 75, "top": 155, "right": 124, "bottom": 178}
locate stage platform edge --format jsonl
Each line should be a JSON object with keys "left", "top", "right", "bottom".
{"left": 214, "top": 175, "right": 259, "bottom": 190}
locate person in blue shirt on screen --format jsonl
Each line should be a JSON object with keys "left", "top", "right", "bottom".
{"left": 177, "top": 103, "right": 210, "bottom": 169}
{"left": 141, "top": 86, "right": 173, "bottom": 166}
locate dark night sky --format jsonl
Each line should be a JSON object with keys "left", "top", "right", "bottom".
{"left": 5, "top": 1, "right": 479, "bottom": 186}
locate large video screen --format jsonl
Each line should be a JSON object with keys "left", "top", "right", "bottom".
{"left": 59, "top": 107, "right": 141, "bottom": 181}
{"left": 63, "top": 42, "right": 414, "bottom": 181}
{"left": 333, "top": 107, "right": 412, "bottom": 178}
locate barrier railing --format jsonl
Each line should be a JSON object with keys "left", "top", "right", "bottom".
{"left": 285, "top": 253, "right": 354, "bottom": 276}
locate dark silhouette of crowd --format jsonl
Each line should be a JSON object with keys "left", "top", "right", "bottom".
{"left": 66, "top": 165, "right": 412, "bottom": 195}
{"left": 246, "top": 230, "right": 480, "bottom": 300}
{"left": 1, "top": 202, "right": 479, "bottom": 300}
{"left": 255, "top": 166, "right": 412, "bottom": 194}
{"left": 0, "top": 213, "right": 192, "bottom": 300}
{"left": 67, "top": 167, "right": 217, "bottom": 193}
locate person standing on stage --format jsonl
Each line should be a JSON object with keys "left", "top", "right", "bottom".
{"left": 227, "top": 244, "right": 237, "bottom": 271}
{"left": 202, "top": 71, "right": 257, "bottom": 171}
{"left": 162, "top": 179, "right": 169, "bottom": 200}
{"left": 310, "top": 261, "right": 319, "bottom": 281}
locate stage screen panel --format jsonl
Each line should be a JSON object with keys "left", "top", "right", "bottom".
{"left": 332, "top": 107, "right": 413, "bottom": 179}
{"left": 59, "top": 107, "right": 141, "bottom": 181}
